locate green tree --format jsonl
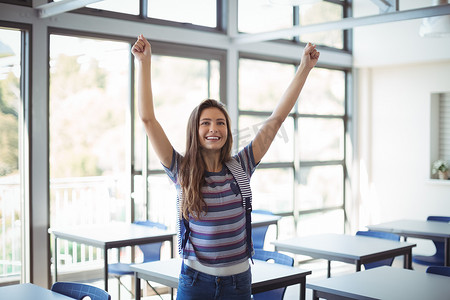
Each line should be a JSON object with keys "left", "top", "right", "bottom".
{"left": 0, "top": 71, "right": 19, "bottom": 176}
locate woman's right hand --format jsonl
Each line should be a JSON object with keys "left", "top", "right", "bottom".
{"left": 131, "top": 34, "right": 151, "bottom": 62}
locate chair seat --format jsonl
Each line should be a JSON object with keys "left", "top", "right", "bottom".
{"left": 413, "top": 254, "right": 444, "bottom": 266}
{"left": 108, "top": 263, "right": 134, "bottom": 276}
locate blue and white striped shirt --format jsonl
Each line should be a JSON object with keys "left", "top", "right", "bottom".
{"left": 163, "top": 143, "right": 258, "bottom": 267}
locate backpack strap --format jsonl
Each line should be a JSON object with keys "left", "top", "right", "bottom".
{"left": 225, "top": 158, "right": 254, "bottom": 263}
{"left": 176, "top": 189, "right": 189, "bottom": 255}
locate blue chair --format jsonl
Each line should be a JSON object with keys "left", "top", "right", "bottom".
{"left": 252, "top": 249, "right": 294, "bottom": 300}
{"left": 108, "top": 221, "right": 167, "bottom": 297}
{"left": 356, "top": 230, "right": 400, "bottom": 269}
{"left": 252, "top": 210, "right": 275, "bottom": 249}
{"left": 426, "top": 266, "right": 450, "bottom": 277}
{"left": 51, "top": 282, "right": 111, "bottom": 300}
{"left": 413, "top": 216, "right": 450, "bottom": 266}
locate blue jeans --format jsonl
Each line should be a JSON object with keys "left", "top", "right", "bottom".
{"left": 176, "top": 262, "right": 251, "bottom": 300}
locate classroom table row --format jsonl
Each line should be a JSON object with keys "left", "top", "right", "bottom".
{"left": 2, "top": 264, "right": 449, "bottom": 300}
{"left": 48, "top": 212, "right": 281, "bottom": 291}
{"left": 45, "top": 217, "right": 449, "bottom": 299}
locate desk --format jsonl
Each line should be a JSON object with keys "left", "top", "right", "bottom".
{"left": 367, "top": 219, "right": 450, "bottom": 266}
{"left": 251, "top": 212, "right": 280, "bottom": 229}
{"left": 272, "top": 233, "right": 416, "bottom": 277}
{"left": 130, "top": 258, "right": 311, "bottom": 300}
{"left": 49, "top": 222, "right": 176, "bottom": 291}
{"left": 0, "top": 283, "right": 73, "bottom": 300}
{"left": 307, "top": 266, "right": 450, "bottom": 300}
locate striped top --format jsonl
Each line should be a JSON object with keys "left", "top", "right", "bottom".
{"left": 163, "top": 143, "right": 258, "bottom": 267}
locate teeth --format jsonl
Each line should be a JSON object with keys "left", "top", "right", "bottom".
{"left": 207, "top": 137, "right": 219, "bottom": 140}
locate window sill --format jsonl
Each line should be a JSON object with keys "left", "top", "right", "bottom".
{"left": 427, "top": 179, "right": 450, "bottom": 186}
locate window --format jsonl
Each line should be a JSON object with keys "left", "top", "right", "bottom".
{"left": 430, "top": 92, "right": 450, "bottom": 179}
{"left": 238, "top": 0, "right": 293, "bottom": 34}
{"left": 148, "top": 0, "right": 217, "bottom": 28}
{"left": 49, "top": 34, "right": 131, "bottom": 272}
{"left": 239, "top": 57, "right": 348, "bottom": 236}
{"left": 238, "top": 0, "right": 347, "bottom": 49}
{"left": 0, "top": 27, "right": 23, "bottom": 281}
{"left": 297, "top": 1, "right": 345, "bottom": 49}
{"left": 53, "top": 0, "right": 139, "bottom": 15}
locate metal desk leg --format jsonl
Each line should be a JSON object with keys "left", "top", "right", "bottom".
{"left": 327, "top": 260, "right": 331, "bottom": 278}
{"left": 104, "top": 248, "right": 108, "bottom": 291}
{"left": 445, "top": 238, "right": 449, "bottom": 267}
{"left": 300, "top": 278, "right": 306, "bottom": 300}
{"left": 54, "top": 236, "right": 58, "bottom": 283}
{"left": 403, "top": 249, "right": 412, "bottom": 269}
{"left": 171, "top": 240, "right": 174, "bottom": 300}
{"left": 312, "top": 290, "right": 319, "bottom": 300}
{"left": 356, "top": 261, "right": 361, "bottom": 272}
{"left": 135, "top": 273, "right": 141, "bottom": 299}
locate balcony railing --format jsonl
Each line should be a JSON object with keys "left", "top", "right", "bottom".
{"left": 0, "top": 176, "right": 21, "bottom": 279}
{"left": 1, "top": 174, "right": 177, "bottom": 281}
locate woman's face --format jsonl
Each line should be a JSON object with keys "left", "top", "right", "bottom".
{"left": 198, "top": 107, "right": 228, "bottom": 151}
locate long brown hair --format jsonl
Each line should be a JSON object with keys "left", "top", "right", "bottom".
{"left": 179, "top": 99, "right": 233, "bottom": 220}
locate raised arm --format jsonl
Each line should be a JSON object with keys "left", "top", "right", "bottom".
{"left": 252, "top": 43, "right": 320, "bottom": 164}
{"left": 132, "top": 35, "right": 173, "bottom": 167}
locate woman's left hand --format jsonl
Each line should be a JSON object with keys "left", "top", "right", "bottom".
{"left": 301, "top": 42, "right": 320, "bottom": 70}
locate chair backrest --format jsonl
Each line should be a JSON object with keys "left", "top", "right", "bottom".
{"left": 356, "top": 230, "right": 400, "bottom": 270}
{"left": 427, "top": 216, "right": 450, "bottom": 223}
{"left": 252, "top": 249, "right": 294, "bottom": 300}
{"left": 51, "top": 282, "right": 111, "bottom": 300}
{"left": 427, "top": 216, "right": 450, "bottom": 259}
{"left": 251, "top": 210, "right": 274, "bottom": 249}
{"left": 426, "top": 266, "right": 450, "bottom": 277}
{"left": 134, "top": 220, "right": 167, "bottom": 263}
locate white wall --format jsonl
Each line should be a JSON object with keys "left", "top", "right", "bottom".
{"left": 353, "top": 1, "right": 450, "bottom": 240}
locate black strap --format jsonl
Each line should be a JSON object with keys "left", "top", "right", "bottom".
{"left": 225, "top": 159, "right": 254, "bottom": 264}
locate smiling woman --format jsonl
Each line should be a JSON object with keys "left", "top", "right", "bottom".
{"left": 131, "top": 34, "right": 319, "bottom": 299}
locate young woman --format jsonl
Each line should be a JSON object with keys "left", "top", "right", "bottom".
{"left": 131, "top": 34, "right": 319, "bottom": 300}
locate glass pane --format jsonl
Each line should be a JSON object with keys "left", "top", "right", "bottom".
{"left": 238, "top": 115, "right": 294, "bottom": 163}
{"left": 239, "top": 59, "right": 295, "bottom": 112}
{"left": 49, "top": 35, "right": 130, "bottom": 228}
{"left": 298, "top": 165, "right": 343, "bottom": 210}
{"left": 133, "top": 174, "right": 177, "bottom": 230}
{"left": 251, "top": 168, "right": 293, "bottom": 214}
{"left": 148, "top": 174, "right": 177, "bottom": 229}
{"left": 149, "top": 0, "right": 216, "bottom": 27}
{"left": 298, "top": 2, "right": 344, "bottom": 49}
{"left": 299, "top": 68, "right": 345, "bottom": 115}
{"left": 278, "top": 215, "right": 296, "bottom": 240}
{"left": 299, "top": 118, "right": 344, "bottom": 161}
{"left": 209, "top": 60, "right": 220, "bottom": 100}
{"left": 147, "top": 56, "right": 219, "bottom": 170}
{"left": 239, "top": 0, "right": 293, "bottom": 34}
{"left": 297, "top": 209, "right": 344, "bottom": 236}
{"left": 0, "top": 28, "right": 22, "bottom": 280}
{"left": 54, "top": 0, "right": 139, "bottom": 15}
